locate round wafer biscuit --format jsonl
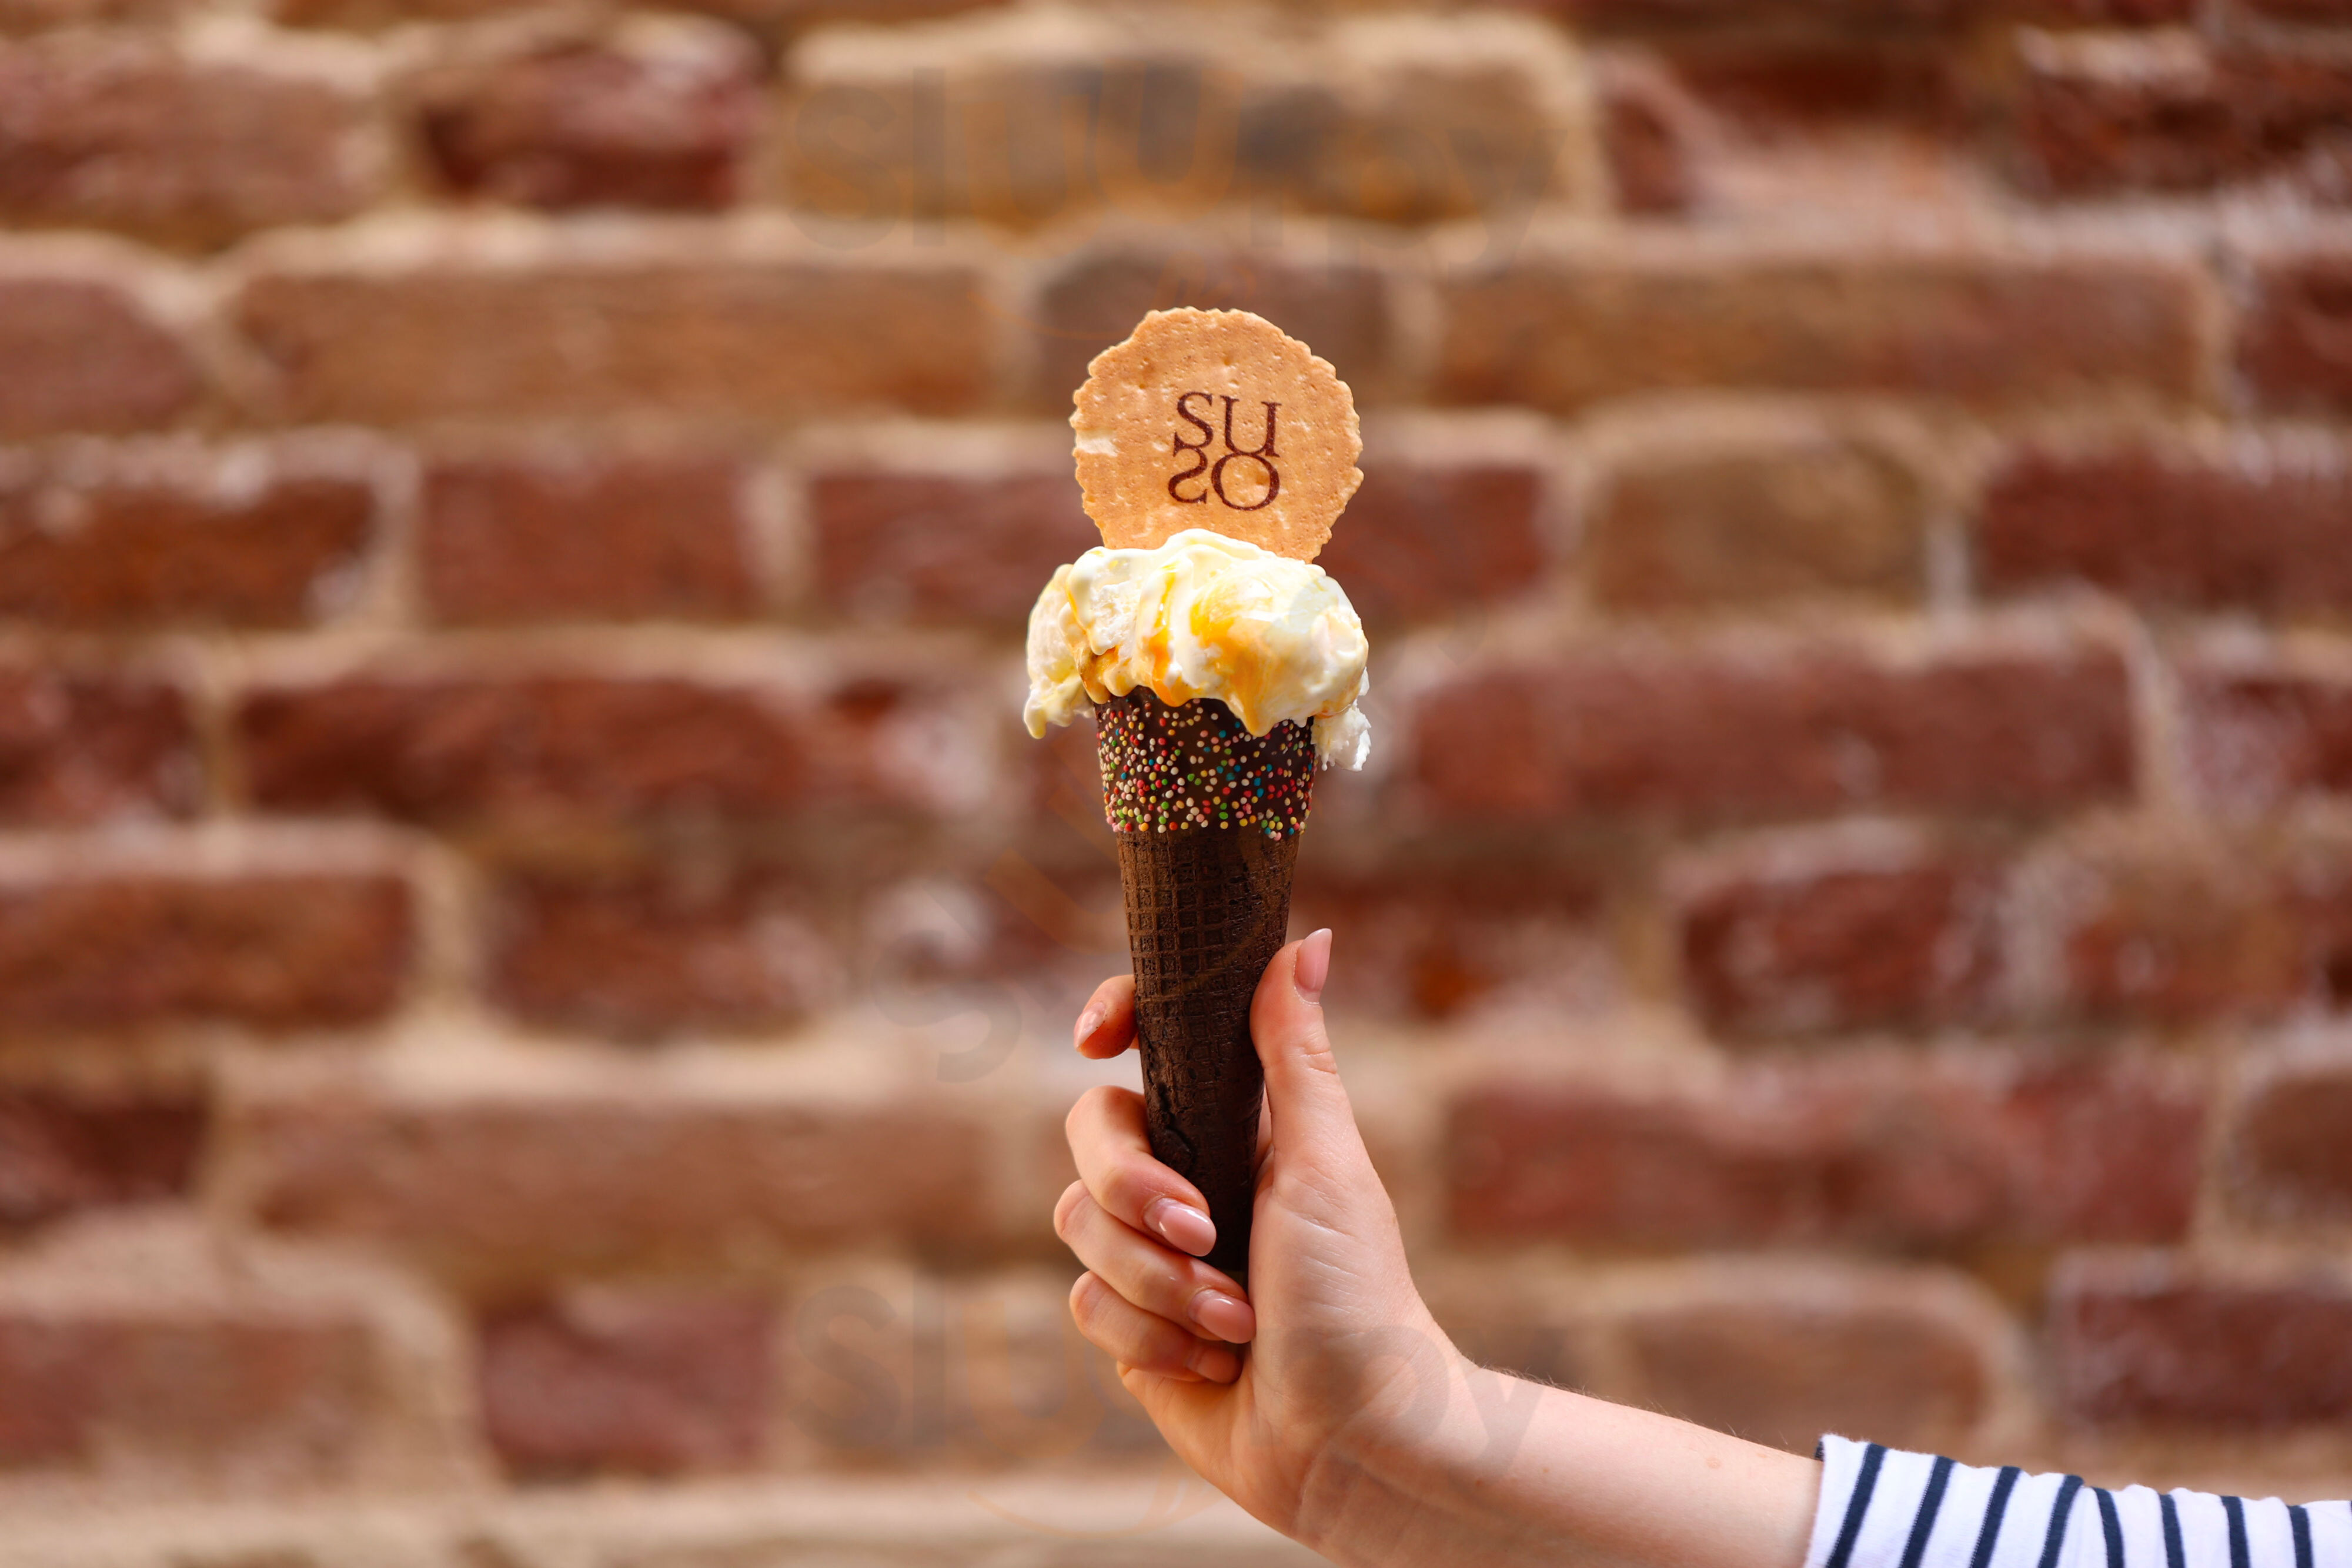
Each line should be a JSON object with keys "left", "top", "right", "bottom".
{"left": 1071, "top": 307, "right": 1361, "bottom": 562}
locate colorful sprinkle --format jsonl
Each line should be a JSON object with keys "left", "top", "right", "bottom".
{"left": 1095, "top": 688, "right": 1317, "bottom": 838}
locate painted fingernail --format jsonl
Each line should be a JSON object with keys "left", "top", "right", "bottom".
{"left": 1294, "top": 928, "right": 1332, "bottom": 1001}
{"left": 1191, "top": 1290, "right": 1256, "bottom": 1344}
{"left": 1074, "top": 1004, "right": 1105, "bottom": 1044}
{"left": 1145, "top": 1197, "right": 1215, "bottom": 1256}
{"left": 1190, "top": 1342, "right": 1242, "bottom": 1383}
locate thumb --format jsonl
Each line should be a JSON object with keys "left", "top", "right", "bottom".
{"left": 1250, "top": 929, "right": 1358, "bottom": 1149}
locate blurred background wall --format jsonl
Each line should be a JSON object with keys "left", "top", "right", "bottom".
{"left": 2, "top": 0, "right": 2351, "bottom": 1557}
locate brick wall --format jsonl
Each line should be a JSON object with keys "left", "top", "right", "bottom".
{"left": 3, "top": 0, "right": 2351, "bottom": 1552}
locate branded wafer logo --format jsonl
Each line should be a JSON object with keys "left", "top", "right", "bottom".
{"left": 1168, "top": 391, "right": 1281, "bottom": 510}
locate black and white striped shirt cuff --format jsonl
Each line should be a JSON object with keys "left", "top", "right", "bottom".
{"left": 1805, "top": 1436, "right": 2351, "bottom": 1568}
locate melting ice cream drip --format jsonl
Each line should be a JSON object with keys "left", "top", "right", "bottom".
{"left": 1023, "top": 528, "right": 1371, "bottom": 770}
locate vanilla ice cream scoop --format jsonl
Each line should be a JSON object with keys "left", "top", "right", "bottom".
{"left": 1024, "top": 528, "right": 1370, "bottom": 770}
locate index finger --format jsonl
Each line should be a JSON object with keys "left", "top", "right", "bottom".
{"left": 1074, "top": 973, "right": 1137, "bottom": 1058}
{"left": 1065, "top": 1084, "right": 1218, "bottom": 1258}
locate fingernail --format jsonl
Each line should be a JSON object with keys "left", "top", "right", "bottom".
{"left": 1294, "top": 928, "right": 1332, "bottom": 1001}
{"left": 1073, "top": 1004, "right": 1104, "bottom": 1044}
{"left": 1191, "top": 1290, "right": 1256, "bottom": 1345}
{"left": 1190, "top": 1342, "right": 1241, "bottom": 1384}
{"left": 1145, "top": 1197, "right": 1215, "bottom": 1256}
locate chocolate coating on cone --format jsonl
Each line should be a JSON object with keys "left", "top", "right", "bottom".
{"left": 1102, "top": 689, "right": 1315, "bottom": 1284}
{"left": 1117, "top": 824, "right": 1298, "bottom": 1286}
{"left": 1096, "top": 685, "right": 1317, "bottom": 838}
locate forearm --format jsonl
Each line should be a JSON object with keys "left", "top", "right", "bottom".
{"left": 1299, "top": 1350, "right": 1820, "bottom": 1568}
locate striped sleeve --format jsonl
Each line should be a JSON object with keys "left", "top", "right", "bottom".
{"left": 1807, "top": 1437, "right": 2352, "bottom": 1568}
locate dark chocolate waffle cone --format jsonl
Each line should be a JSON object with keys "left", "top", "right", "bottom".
{"left": 1098, "top": 688, "right": 1317, "bottom": 1284}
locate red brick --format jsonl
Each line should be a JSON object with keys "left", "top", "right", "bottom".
{"left": 1534, "top": 0, "right": 1962, "bottom": 26}
{"left": 231, "top": 1088, "right": 995, "bottom": 1276}
{"left": 1979, "top": 436, "right": 2352, "bottom": 616}
{"left": 2007, "top": 33, "right": 2352, "bottom": 197}
{"left": 275, "top": 0, "right": 997, "bottom": 28}
{"left": 1677, "top": 850, "right": 2000, "bottom": 1037}
{"left": 1422, "top": 1293, "right": 1593, "bottom": 1392}
{"left": 1314, "top": 463, "right": 1548, "bottom": 624}
{"left": 1666, "top": 38, "right": 1958, "bottom": 138}
{"left": 984, "top": 864, "right": 1128, "bottom": 978}
{"left": 1544, "top": 0, "right": 2190, "bottom": 24}
{"left": 2288, "top": 849, "right": 2352, "bottom": 1012}
{"left": 421, "top": 450, "right": 754, "bottom": 624}
{"left": 0, "top": 449, "right": 375, "bottom": 628}
{"left": 2050, "top": 1256, "right": 2352, "bottom": 1426}
{"left": 0, "top": 36, "right": 372, "bottom": 244}
{"left": 1033, "top": 248, "right": 1389, "bottom": 410}
{"left": 0, "top": 1308, "right": 374, "bottom": 1473}
{"left": 416, "top": 23, "right": 763, "bottom": 212}
{"left": 2043, "top": 839, "right": 2317, "bottom": 1026}
{"left": 479, "top": 1289, "right": 772, "bottom": 1476}
{"left": 2183, "top": 666, "right": 2352, "bottom": 807}
{"left": 0, "top": 1086, "right": 203, "bottom": 1227}
{"left": 2003, "top": 0, "right": 2197, "bottom": 16}
{"left": 2007, "top": 32, "right": 2227, "bottom": 195}
{"left": 908, "top": 848, "right": 1124, "bottom": 992}
{"left": 0, "top": 0, "right": 184, "bottom": 26}
{"left": 1591, "top": 48, "right": 1705, "bottom": 215}
{"left": 0, "top": 872, "right": 412, "bottom": 1033}
{"left": 1586, "top": 432, "right": 1927, "bottom": 611}
{"left": 0, "top": 669, "right": 196, "bottom": 824}
{"left": 1291, "top": 854, "right": 1609, "bottom": 1022}
{"left": 785, "top": 15, "right": 1586, "bottom": 235}
{"left": 236, "top": 674, "right": 968, "bottom": 825}
{"left": 2240, "top": 244, "right": 2352, "bottom": 413}
{"left": 1448, "top": 1052, "right": 2205, "bottom": 1246}
{"left": 777, "top": 1270, "right": 1161, "bottom": 1461}
{"left": 0, "top": 273, "right": 199, "bottom": 437}
{"left": 1624, "top": 1298, "right": 1987, "bottom": 1454}
{"left": 1412, "top": 643, "right": 2133, "bottom": 823}
{"left": 724, "top": 0, "right": 1010, "bottom": 19}
{"left": 1435, "top": 239, "right": 2210, "bottom": 411}
{"left": 1019, "top": 703, "right": 1107, "bottom": 823}
{"left": 808, "top": 470, "right": 1094, "bottom": 625}
{"left": 232, "top": 249, "right": 988, "bottom": 426}
{"left": 2227, "top": 1057, "right": 2352, "bottom": 1225}
{"left": 486, "top": 863, "right": 840, "bottom": 1039}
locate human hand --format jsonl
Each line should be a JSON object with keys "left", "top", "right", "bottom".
{"left": 1060, "top": 933, "right": 1822, "bottom": 1568}
{"left": 1057, "top": 930, "right": 1462, "bottom": 1543}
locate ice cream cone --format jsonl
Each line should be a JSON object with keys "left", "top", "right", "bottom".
{"left": 1097, "top": 686, "right": 1317, "bottom": 1283}
{"left": 1025, "top": 306, "right": 1368, "bottom": 1290}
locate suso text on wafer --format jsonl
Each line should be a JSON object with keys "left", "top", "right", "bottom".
{"left": 1071, "top": 307, "right": 1362, "bottom": 563}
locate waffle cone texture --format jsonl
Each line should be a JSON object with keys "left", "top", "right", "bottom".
{"left": 1098, "top": 688, "right": 1316, "bottom": 1283}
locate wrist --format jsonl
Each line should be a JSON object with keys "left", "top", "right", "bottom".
{"left": 1309, "top": 1367, "right": 1824, "bottom": 1568}
{"left": 1291, "top": 1333, "right": 1513, "bottom": 1567}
